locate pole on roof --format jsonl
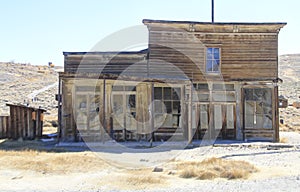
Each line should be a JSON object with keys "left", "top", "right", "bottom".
{"left": 212, "top": 0, "right": 215, "bottom": 23}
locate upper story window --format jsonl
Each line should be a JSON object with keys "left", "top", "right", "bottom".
{"left": 206, "top": 47, "right": 221, "bottom": 73}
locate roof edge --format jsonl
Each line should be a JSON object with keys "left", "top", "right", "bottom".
{"left": 63, "top": 49, "right": 148, "bottom": 56}
{"left": 142, "top": 19, "right": 287, "bottom": 26}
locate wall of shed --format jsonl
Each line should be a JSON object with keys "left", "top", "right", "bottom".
{"left": 0, "top": 106, "right": 45, "bottom": 140}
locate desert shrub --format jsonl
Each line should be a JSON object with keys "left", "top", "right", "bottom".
{"left": 178, "top": 157, "right": 258, "bottom": 180}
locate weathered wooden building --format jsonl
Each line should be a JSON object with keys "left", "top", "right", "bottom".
{"left": 58, "top": 19, "right": 286, "bottom": 142}
{"left": 0, "top": 103, "right": 46, "bottom": 140}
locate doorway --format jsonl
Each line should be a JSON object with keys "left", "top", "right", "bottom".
{"left": 243, "top": 88, "right": 273, "bottom": 140}
{"left": 194, "top": 103, "right": 236, "bottom": 139}
{"left": 111, "top": 85, "right": 136, "bottom": 140}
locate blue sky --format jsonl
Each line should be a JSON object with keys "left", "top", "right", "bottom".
{"left": 0, "top": 0, "right": 298, "bottom": 66}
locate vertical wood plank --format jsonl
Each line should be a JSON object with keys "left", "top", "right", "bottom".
{"left": 188, "top": 84, "right": 193, "bottom": 143}
{"left": 0, "top": 117, "right": 3, "bottom": 138}
{"left": 12, "top": 107, "right": 17, "bottom": 139}
{"left": 274, "top": 86, "right": 279, "bottom": 142}
{"left": 20, "top": 107, "right": 25, "bottom": 139}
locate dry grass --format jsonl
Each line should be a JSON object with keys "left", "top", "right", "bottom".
{"left": 126, "top": 175, "right": 164, "bottom": 185}
{"left": 177, "top": 157, "right": 258, "bottom": 180}
{"left": 0, "top": 150, "right": 107, "bottom": 174}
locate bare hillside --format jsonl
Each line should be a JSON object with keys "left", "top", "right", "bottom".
{"left": 0, "top": 62, "right": 60, "bottom": 116}
{"left": 279, "top": 54, "right": 300, "bottom": 131}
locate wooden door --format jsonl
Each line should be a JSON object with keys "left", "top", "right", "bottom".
{"left": 243, "top": 88, "right": 273, "bottom": 140}
{"left": 195, "top": 103, "right": 236, "bottom": 139}
{"left": 111, "top": 91, "right": 136, "bottom": 140}
{"left": 210, "top": 104, "right": 236, "bottom": 139}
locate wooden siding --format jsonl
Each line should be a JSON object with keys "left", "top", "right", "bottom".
{"left": 0, "top": 116, "right": 9, "bottom": 139}
{"left": 148, "top": 30, "right": 279, "bottom": 81}
{"left": 64, "top": 52, "right": 148, "bottom": 76}
{"left": 0, "top": 104, "right": 46, "bottom": 140}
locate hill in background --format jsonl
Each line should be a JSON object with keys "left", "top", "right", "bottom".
{"left": 279, "top": 54, "right": 300, "bottom": 131}
{"left": 0, "top": 62, "right": 60, "bottom": 120}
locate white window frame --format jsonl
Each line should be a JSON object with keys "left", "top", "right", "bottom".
{"left": 206, "top": 47, "right": 221, "bottom": 73}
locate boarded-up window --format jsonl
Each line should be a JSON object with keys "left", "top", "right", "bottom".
{"left": 214, "top": 105, "right": 222, "bottom": 130}
{"left": 200, "top": 104, "right": 209, "bottom": 129}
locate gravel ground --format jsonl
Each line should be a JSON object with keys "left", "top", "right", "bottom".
{"left": 1, "top": 132, "right": 299, "bottom": 192}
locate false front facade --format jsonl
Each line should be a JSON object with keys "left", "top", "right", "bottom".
{"left": 58, "top": 19, "right": 286, "bottom": 142}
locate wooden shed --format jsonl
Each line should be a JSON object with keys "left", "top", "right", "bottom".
{"left": 0, "top": 103, "right": 46, "bottom": 140}
{"left": 58, "top": 19, "right": 286, "bottom": 142}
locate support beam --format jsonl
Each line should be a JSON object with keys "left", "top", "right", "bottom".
{"left": 188, "top": 84, "right": 193, "bottom": 144}
{"left": 101, "top": 79, "right": 106, "bottom": 143}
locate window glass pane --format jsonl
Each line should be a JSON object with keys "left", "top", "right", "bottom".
{"left": 173, "top": 101, "right": 181, "bottom": 113}
{"left": 244, "top": 89, "right": 253, "bottom": 101}
{"left": 198, "top": 93, "right": 209, "bottom": 101}
{"left": 255, "top": 115, "right": 263, "bottom": 128}
{"left": 154, "top": 100, "right": 163, "bottom": 113}
{"left": 212, "top": 93, "right": 226, "bottom": 101}
{"left": 198, "top": 83, "right": 209, "bottom": 90}
{"left": 162, "top": 114, "right": 173, "bottom": 127}
{"left": 245, "top": 101, "right": 254, "bottom": 116}
{"left": 225, "top": 84, "right": 235, "bottom": 91}
{"left": 212, "top": 92, "right": 235, "bottom": 102}
{"left": 113, "top": 95, "right": 123, "bottom": 114}
{"left": 226, "top": 92, "right": 236, "bottom": 102}
{"left": 154, "top": 87, "right": 162, "bottom": 100}
{"left": 112, "top": 86, "right": 124, "bottom": 91}
{"left": 245, "top": 115, "right": 254, "bottom": 128}
{"left": 164, "top": 87, "right": 172, "bottom": 100}
{"left": 125, "top": 86, "right": 136, "bottom": 91}
{"left": 193, "top": 83, "right": 197, "bottom": 90}
{"left": 245, "top": 101, "right": 254, "bottom": 128}
{"left": 154, "top": 114, "right": 165, "bottom": 128}
{"left": 164, "top": 101, "right": 172, "bottom": 113}
{"left": 212, "top": 60, "right": 220, "bottom": 71}
{"left": 207, "top": 48, "right": 213, "bottom": 58}
{"left": 206, "top": 60, "right": 213, "bottom": 72}
{"left": 172, "top": 88, "right": 180, "bottom": 100}
{"left": 263, "top": 89, "right": 272, "bottom": 105}
{"left": 127, "top": 95, "right": 136, "bottom": 109}
{"left": 172, "top": 114, "right": 180, "bottom": 127}
{"left": 214, "top": 48, "right": 220, "bottom": 59}
{"left": 263, "top": 115, "right": 272, "bottom": 129}
{"left": 256, "top": 102, "right": 263, "bottom": 114}
{"left": 76, "top": 86, "right": 101, "bottom": 92}
{"left": 254, "top": 89, "right": 264, "bottom": 100}
{"left": 213, "top": 83, "right": 225, "bottom": 90}
{"left": 263, "top": 104, "right": 272, "bottom": 115}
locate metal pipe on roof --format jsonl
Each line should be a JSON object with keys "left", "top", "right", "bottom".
{"left": 212, "top": 0, "right": 214, "bottom": 23}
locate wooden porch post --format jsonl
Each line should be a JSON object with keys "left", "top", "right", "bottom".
{"left": 101, "top": 79, "right": 106, "bottom": 142}
{"left": 274, "top": 86, "right": 279, "bottom": 142}
{"left": 188, "top": 83, "right": 193, "bottom": 143}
